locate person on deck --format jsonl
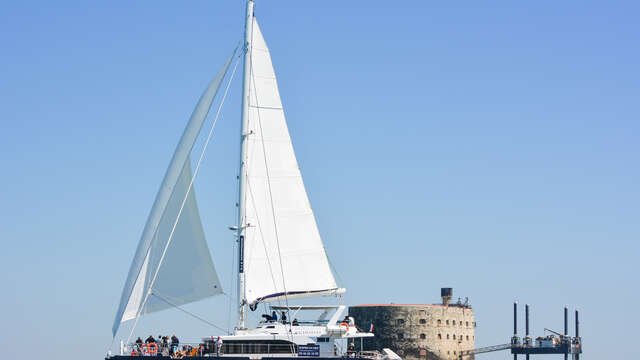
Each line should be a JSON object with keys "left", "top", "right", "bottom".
{"left": 215, "top": 336, "right": 224, "bottom": 357}
{"left": 281, "top": 311, "right": 287, "bottom": 324}
{"left": 135, "top": 337, "right": 143, "bottom": 353}
{"left": 271, "top": 311, "right": 278, "bottom": 322}
{"left": 161, "top": 336, "right": 169, "bottom": 355}
{"left": 146, "top": 335, "right": 156, "bottom": 344}
{"left": 292, "top": 318, "right": 299, "bottom": 326}
{"left": 348, "top": 342, "right": 356, "bottom": 357}
{"left": 170, "top": 334, "right": 179, "bottom": 355}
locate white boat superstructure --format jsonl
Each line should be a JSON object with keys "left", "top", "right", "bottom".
{"left": 109, "top": 1, "right": 389, "bottom": 359}
{"left": 219, "top": 306, "right": 373, "bottom": 356}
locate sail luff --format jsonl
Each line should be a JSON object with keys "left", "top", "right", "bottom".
{"left": 112, "top": 49, "right": 236, "bottom": 337}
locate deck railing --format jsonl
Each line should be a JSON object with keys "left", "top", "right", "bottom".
{"left": 122, "top": 342, "right": 299, "bottom": 357}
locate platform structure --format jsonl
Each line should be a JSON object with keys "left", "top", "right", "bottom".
{"left": 510, "top": 303, "right": 582, "bottom": 360}
{"left": 458, "top": 303, "right": 582, "bottom": 360}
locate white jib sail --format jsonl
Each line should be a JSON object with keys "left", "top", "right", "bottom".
{"left": 112, "top": 50, "right": 235, "bottom": 336}
{"left": 243, "top": 17, "right": 340, "bottom": 306}
{"left": 123, "top": 158, "right": 221, "bottom": 322}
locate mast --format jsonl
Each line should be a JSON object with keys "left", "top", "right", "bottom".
{"left": 236, "top": 0, "right": 254, "bottom": 330}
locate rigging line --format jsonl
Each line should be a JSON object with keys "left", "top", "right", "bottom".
{"left": 150, "top": 291, "right": 227, "bottom": 333}
{"left": 246, "top": 176, "right": 285, "bottom": 305}
{"left": 326, "top": 252, "right": 346, "bottom": 289}
{"left": 248, "top": 45, "right": 294, "bottom": 347}
{"left": 127, "top": 51, "right": 242, "bottom": 344}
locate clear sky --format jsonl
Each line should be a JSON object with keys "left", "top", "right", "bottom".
{"left": 1, "top": 1, "right": 638, "bottom": 359}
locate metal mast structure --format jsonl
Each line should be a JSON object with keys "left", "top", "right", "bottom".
{"left": 236, "top": 0, "right": 255, "bottom": 330}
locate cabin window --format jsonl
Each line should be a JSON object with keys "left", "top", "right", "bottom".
{"left": 396, "top": 319, "right": 405, "bottom": 326}
{"left": 420, "top": 319, "right": 426, "bottom": 324}
{"left": 317, "top": 337, "right": 329, "bottom": 343}
{"left": 419, "top": 334, "right": 426, "bottom": 339}
{"left": 398, "top": 333, "right": 404, "bottom": 340}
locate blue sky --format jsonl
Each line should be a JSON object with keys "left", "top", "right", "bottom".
{"left": 1, "top": 1, "right": 638, "bottom": 359}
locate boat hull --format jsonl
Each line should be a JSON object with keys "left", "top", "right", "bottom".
{"left": 107, "top": 357, "right": 375, "bottom": 360}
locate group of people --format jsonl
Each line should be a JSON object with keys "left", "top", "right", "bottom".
{"left": 261, "top": 310, "right": 299, "bottom": 326}
{"left": 131, "top": 334, "right": 184, "bottom": 357}
{"left": 131, "top": 334, "right": 224, "bottom": 358}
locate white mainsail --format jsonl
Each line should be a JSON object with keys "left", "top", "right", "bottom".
{"left": 241, "top": 17, "right": 341, "bottom": 306}
{"left": 112, "top": 50, "right": 236, "bottom": 336}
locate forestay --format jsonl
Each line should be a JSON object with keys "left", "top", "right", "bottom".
{"left": 112, "top": 50, "right": 236, "bottom": 336}
{"left": 242, "top": 18, "right": 340, "bottom": 306}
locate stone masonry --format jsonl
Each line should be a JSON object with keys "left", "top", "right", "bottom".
{"left": 349, "top": 303, "right": 475, "bottom": 360}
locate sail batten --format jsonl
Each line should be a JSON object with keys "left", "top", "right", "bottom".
{"left": 242, "top": 17, "right": 338, "bottom": 306}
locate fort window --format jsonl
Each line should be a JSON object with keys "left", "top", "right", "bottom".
{"left": 452, "top": 320, "right": 456, "bottom": 325}
{"left": 466, "top": 321, "right": 469, "bottom": 327}
{"left": 466, "top": 335, "right": 469, "bottom": 341}
{"left": 420, "top": 334, "right": 426, "bottom": 339}
{"left": 437, "top": 319, "right": 441, "bottom": 326}
{"left": 453, "top": 334, "right": 456, "bottom": 340}
{"left": 446, "top": 320, "right": 449, "bottom": 325}
{"left": 419, "top": 319, "right": 426, "bottom": 324}
{"left": 446, "top": 334, "right": 450, "bottom": 339}
{"left": 396, "top": 319, "right": 405, "bottom": 326}
{"left": 438, "top": 334, "right": 442, "bottom": 340}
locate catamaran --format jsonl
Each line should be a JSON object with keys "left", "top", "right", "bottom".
{"left": 108, "top": 2, "right": 398, "bottom": 359}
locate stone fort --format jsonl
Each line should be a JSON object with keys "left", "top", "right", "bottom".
{"left": 349, "top": 288, "right": 475, "bottom": 360}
